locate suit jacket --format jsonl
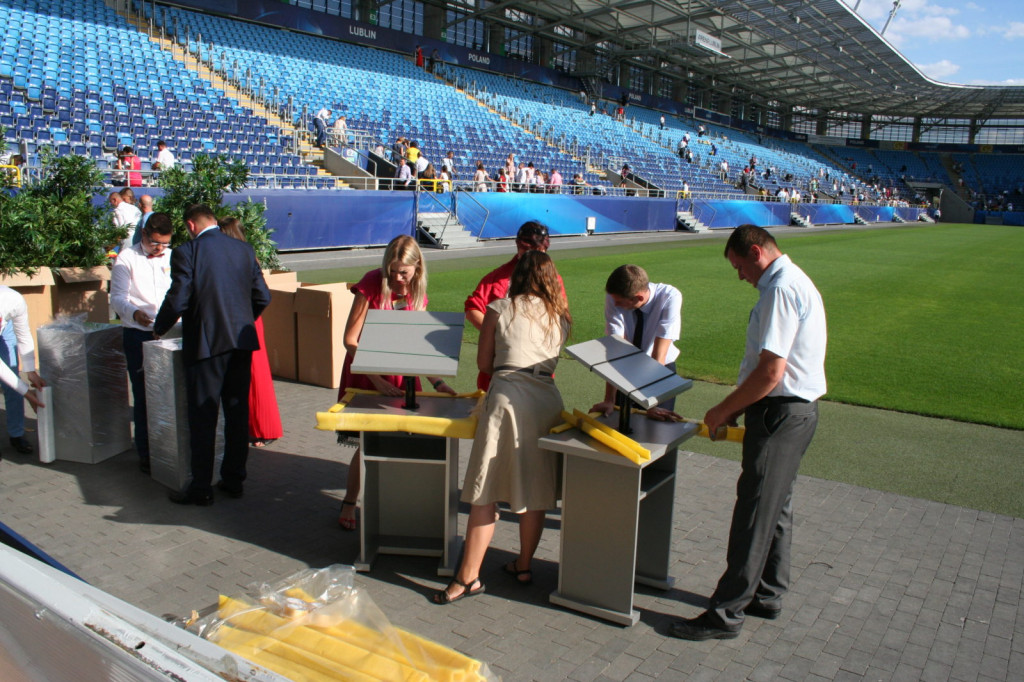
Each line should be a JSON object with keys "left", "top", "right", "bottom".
{"left": 154, "top": 227, "right": 271, "bottom": 365}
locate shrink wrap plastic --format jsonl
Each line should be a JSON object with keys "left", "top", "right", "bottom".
{"left": 143, "top": 337, "right": 224, "bottom": 491}
{"left": 37, "top": 315, "right": 131, "bottom": 463}
{"left": 191, "top": 565, "right": 497, "bottom": 682}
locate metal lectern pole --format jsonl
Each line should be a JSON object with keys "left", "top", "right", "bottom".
{"left": 616, "top": 392, "right": 633, "bottom": 434}
{"left": 403, "top": 376, "right": 418, "bottom": 410}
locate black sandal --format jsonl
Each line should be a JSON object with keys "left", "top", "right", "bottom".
{"left": 433, "top": 577, "right": 485, "bottom": 604}
{"left": 503, "top": 560, "right": 533, "bottom": 585}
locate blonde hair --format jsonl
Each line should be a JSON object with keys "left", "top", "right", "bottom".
{"left": 379, "top": 234, "right": 427, "bottom": 310}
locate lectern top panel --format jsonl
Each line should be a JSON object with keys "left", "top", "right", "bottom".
{"left": 566, "top": 335, "right": 691, "bottom": 409}
{"left": 351, "top": 310, "right": 465, "bottom": 377}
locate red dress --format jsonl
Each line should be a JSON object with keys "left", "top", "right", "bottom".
{"left": 336, "top": 269, "right": 427, "bottom": 400}
{"left": 249, "top": 316, "right": 283, "bottom": 441}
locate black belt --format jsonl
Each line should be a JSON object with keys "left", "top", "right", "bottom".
{"left": 756, "top": 396, "right": 810, "bottom": 406}
{"left": 494, "top": 365, "right": 554, "bottom": 378}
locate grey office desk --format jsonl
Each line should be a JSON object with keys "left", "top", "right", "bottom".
{"left": 539, "top": 415, "right": 698, "bottom": 626}
{"left": 339, "top": 392, "right": 480, "bottom": 576}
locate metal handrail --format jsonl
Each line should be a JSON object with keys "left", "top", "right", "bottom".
{"left": 416, "top": 188, "right": 455, "bottom": 245}
{"left": 453, "top": 187, "right": 490, "bottom": 239}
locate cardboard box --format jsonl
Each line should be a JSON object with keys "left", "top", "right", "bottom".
{"left": 262, "top": 280, "right": 300, "bottom": 380}
{"left": 262, "top": 269, "right": 298, "bottom": 288}
{"left": 0, "top": 269, "right": 56, "bottom": 349}
{"left": 37, "top": 321, "right": 132, "bottom": 464}
{"left": 294, "top": 282, "right": 354, "bottom": 389}
{"left": 52, "top": 266, "right": 110, "bottom": 324}
{"left": 143, "top": 338, "right": 224, "bottom": 491}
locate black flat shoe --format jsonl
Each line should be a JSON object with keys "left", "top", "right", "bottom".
{"left": 168, "top": 489, "right": 214, "bottom": 506}
{"left": 745, "top": 601, "right": 781, "bottom": 620}
{"left": 217, "top": 481, "right": 244, "bottom": 499}
{"left": 668, "top": 612, "right": 740, "bottom": 641}
{"left": 139, "top": 458, "right": 151, "bottom": 474}
{"left": 9, "top": 436, "right": 33, "bottom": 455}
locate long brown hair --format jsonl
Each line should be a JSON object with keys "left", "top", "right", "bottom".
{"left": 218, "top": 216, "right": 246, "bottom": 242}
{"left": 508, "top": 250, "right": 570, "bottom": 338}
{"left": 379, "top": 234, "right": 427, "bottom": 310}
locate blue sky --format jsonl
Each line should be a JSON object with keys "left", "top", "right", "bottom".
{"left": 841, "top": 0, "right": 1024, "bottom": 86}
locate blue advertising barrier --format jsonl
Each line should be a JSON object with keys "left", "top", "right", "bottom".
{"left": 461, "top": 193, "right": 678, "bottom": 239}
{"left": 803, "top": 203, "right": 855, "bottom": 225}
{"left": 855, "top": 205, "right": 895, "bottom": 223}
{"left": 691, "top": 199, "right": 790, "bottom": 229}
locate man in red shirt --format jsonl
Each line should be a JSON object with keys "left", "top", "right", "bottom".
{"left": 464, "top": 221, "right": 556, "bottom": 390}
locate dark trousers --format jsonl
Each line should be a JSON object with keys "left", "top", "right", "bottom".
{"left": 709, "top": 399, "right": 819, "bottom": 628}
{"left": 123, "top": 327, "right": 153, "bottom": 460}
{"left": 185, "top": 349, "right": 252, "bottom": 495}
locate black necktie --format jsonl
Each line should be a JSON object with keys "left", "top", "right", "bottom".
{"left": 632, "top": 308, "right": 644, "bottom": 349}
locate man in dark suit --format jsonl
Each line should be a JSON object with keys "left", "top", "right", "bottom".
{"left": 153, "top": 204, "right": 271, "bottom": 505}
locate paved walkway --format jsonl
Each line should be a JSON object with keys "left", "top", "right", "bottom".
{"left": 1, "top": 376, "right": 1020, "bottom": 681}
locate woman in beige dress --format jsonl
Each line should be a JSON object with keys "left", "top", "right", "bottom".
{"left": 435, "top": 250, "right": 570, "bottom": 603}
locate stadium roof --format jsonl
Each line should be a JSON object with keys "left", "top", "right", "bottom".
{"left": 456, "top": 0, "right": 1024, "bottom": 122}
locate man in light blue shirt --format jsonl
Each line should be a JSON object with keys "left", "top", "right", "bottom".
{"left": 671, "top": 224, "right": 826, "bottom": 641}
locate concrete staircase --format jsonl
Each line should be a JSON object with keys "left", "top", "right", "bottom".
{"left": 852, "top": 213, "right": 869, "bottom": 225}
{"left": 416, "top": 212, "right": 477, "bottom": 249}
{"left": 790, "top": 211, "right": 813, "bottom": 227}
{"left": 893, "top": 213, "right": 908, "bottom": 223}
{"left": 676, "top": 210, "right": 708, "bottom": 232}
{"left": 918, "top": 213, "right": 936, "bottom": 223}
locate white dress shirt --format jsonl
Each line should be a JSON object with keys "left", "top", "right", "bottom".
{"left": 605, "top": 282, "right": 682, "bottom": 365}
{"left": 155, "top": 148, "right": 176, "bottom": 169}
{"left": 111, "top": 242, "right": 173, "bottom": 331}
{"left": 0, "top": 286, "right": 37, "bottom": 395}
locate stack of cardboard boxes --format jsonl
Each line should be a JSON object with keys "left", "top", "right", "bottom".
{"left": 262, "top": 271, "right": 355, "bottom": 389}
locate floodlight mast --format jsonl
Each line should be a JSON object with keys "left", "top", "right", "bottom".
{"left": 881, "top": 0, "right": 902, "bottom": 36}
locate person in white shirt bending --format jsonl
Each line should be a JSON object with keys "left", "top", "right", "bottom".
{"left": 0, "top": 286, "right": 46, "bottom": 457}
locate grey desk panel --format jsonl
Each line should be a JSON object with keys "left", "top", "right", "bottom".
{"left": 566, "top": 335, "right": 643, "bottom": 366}
{"left": 566, "top": 335, "right": 690, "bottom": 409}
{"left": 351, "top": 309, "right": 465, "bottom": 377}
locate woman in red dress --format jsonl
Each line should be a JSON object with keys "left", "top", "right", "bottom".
{"left": 218, "top": 218, "right": 283, "bottom": 447}
{"left": 336, "top": 234, "right": 457, "bottom": 529}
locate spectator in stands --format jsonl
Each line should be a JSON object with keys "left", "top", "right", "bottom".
{"left": 415, "top": 152, "right": 430, "bottom": 178}
{"left": 496, "top": 168, "right": 509, "bottom": 192}
{"left": 549, "top": 168, "right": 563, "bottom": 190}
{"left": 394, "top": 158, "right": 413, "bottom": 190}
{"left": 590, "top": 102, "right": 596, "bottom": 116}
{"left": 504, "top": 153, "right": 516, "bottom": 179}
{"left": 659, "top": 115, "right": 666, "bottom": 130}
{"left": 698, "top": 124, "right": 707, "bottom": 137}
{"left": 153, "top": 141, "right": 175, "bottom": 172}
{"left": 420, "top": 163, "right": 438, "bottom": 191}
{"left": 314, "top": 107, "right": 330, "bottom": 147}
{"left": 332, "top": 115, "right": 348, "bottom": 146}
{"left": 572, "top": 173, "right": 588, "bottom": 195}
{"left": 710, "top": 143, "right": 718, "bottom": 157}
{"left": 682, "top": 181, "right": 690, "bottom": 198}
{"left": 133, "top": 194, "right": 154, "bottom": 246}
{"left": 392, "top": 137, "right": 407, "bottom": 162}
{"left": 119, "top": 147, "right": 142, "bottom": 187}
{"left": 415, "top": 45, "right": 424, "bottom": 69}
{"left": 620, "top": 163, "right": 632, "bottom": 188}
{"left": 405, "top": 140, "right": 421, "bottom": 168}
{"left": 428, "top": 49, "right": 440, "bottom": 74}
{"left": 438, "top": 166, "right": 451, "bottom": 193}
{"left": 720, "top": 159, "right": 729, "bottom": 181}
{"left": 686, "top": 149, "right": 695, "bottom": 164}
{"left": 441, "top": 151, "right": 457, "bottom": 179}
{"left": 109, "top": 191, "right": 142, "bottom": 251}
{"left": 473, "top": 162, "right": 489, "bottom": 192}
{"left": 515, "top": 162, "right": 528, "bottom": 192}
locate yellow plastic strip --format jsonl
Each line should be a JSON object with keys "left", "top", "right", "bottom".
{"left": 316, "top": 391, "right": 486, "bottom": 438}
{"left": 214, "top": 625, "right": 378, "bottom": 682}
{"left": 554, "top": 411, "right": 641, "bottom": 464}
{"left": 680, "top": 418, "right": 745, "bottom": 443}
{"left": 573, "top": 409, "right": 651, "bottom": 460}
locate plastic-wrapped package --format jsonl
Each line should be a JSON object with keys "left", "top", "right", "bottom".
{"left": 143, "top": 337, "right": 224, "bottom": 491}
{"left": 37, "top": 315, "right": 132, "bottom": 463}
{"left": 191, "top": 565, "right": 497, "bottom": 682}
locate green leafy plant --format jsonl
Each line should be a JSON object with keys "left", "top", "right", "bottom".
{"left": 156, "top": 154, "right": 282, "bottom": 270}
{"left": 0, "top": 148, "right": 123, "bottom": 276}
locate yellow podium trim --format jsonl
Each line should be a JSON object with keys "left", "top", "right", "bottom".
{"left": 316, "top": 390, "right": 485, "bottom": 440}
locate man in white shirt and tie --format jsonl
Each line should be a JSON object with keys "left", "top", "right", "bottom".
{"left": 110, "top": 212, "right": 174, "bottom": 473}
{"left": 591, "top": 264, "right": 683, "bottom": 421}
